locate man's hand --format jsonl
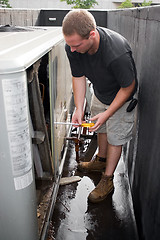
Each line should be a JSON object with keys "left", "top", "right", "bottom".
{"left": 72, "top": 108, "right": 84, "bottom": 127}
{"left": 89, "top": 111, "right": 109, "bottom": 132}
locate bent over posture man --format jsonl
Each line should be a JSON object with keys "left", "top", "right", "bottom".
{"left": 62, "top": 10, "right": 138, "bottom": 203}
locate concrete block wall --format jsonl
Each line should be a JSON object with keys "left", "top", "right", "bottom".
{"left": 107, "top": 6, "right": 160, "bottom": 240}
{"left": 0, "top": 8, "right": 41, "bottom": 26}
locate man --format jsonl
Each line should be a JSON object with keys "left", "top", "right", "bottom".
{"left": 62, "top": 9, "right": 138, "bottom": 203}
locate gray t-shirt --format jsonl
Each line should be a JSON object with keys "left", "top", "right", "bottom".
{"left": 65, "top": 27, "right": 137, "bottom": 105}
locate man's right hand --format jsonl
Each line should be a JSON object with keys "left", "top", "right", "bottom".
{"left": 72, "top": 108, "right": 84, "bottom": 127}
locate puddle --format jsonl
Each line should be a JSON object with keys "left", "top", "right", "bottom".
{"left": 49, "top": 141, "right": 138, "bottom": 240}
{"left": 55, "top": 176, "right": 95, "bottom": 240}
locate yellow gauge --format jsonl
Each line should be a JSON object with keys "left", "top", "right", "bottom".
{"left": 81, "top": 122, "right": 95, "bottom": 128}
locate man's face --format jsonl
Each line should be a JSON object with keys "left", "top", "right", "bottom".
{"left": 64, "top": 33, "right": 93, "bottom": 54}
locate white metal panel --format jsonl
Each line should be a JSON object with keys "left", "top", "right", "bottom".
{"left": 0, "top": 27, "right": 63, "bottom": 74}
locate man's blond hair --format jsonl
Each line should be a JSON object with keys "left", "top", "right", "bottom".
{"left": 62, "top": 9, "right": 96, "bottom": 39}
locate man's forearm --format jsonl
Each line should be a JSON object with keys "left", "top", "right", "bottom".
{"left": 72, "top": 76, "right": 86, "bottom": 111}
{"left": 105, "top": 80, "right": 136, "bottom": 118}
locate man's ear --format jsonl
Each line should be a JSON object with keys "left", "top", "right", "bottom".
{"left": 89, "top": 30, "right": 96, "bottom": 39}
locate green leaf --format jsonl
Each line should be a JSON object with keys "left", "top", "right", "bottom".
{"left": 60, "top": 0, "right": 98, "bottom": 9}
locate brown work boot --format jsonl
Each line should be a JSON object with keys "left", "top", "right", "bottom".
{"left": 88, "top": 173, "right": 114, "bottom": 203}
{"left": 78, "top": 155, "right": 106, "bottom": 172}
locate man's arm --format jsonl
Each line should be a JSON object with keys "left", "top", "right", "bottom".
{"left": 72, "top": 76, "right": 86, "bottom": 125}
{"left": 90, "top": 80, "right": 135, "bottom": 131}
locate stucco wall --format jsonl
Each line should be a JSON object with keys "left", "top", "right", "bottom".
{"left": 0, "top": 8, "right": 41, "bottom": 26}
{"left": 107, "top": 6, "right": 160, "bottom": 240}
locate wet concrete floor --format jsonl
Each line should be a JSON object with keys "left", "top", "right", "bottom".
{"left": 48, "top": 137, "right": 139, "bottom": 240}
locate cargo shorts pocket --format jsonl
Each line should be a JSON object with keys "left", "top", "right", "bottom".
{"left": 107, "top": 105, "right": 135, "bottom": 145}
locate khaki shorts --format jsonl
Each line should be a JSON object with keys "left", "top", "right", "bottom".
{"left": 91, "top": 94, "right": 135, "bottom": 146}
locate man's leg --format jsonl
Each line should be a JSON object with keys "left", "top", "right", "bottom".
{"left": 78, "top": 133, "right": 107, "bottom": 172}
{"left": 88, "top": 143, "right": 122, "bottom": 203}
{"left": 105, "top": 143, "right": 122, "bottom": 176}
{"left": 87, "top": 97, "right": 135, "bottom": 202}
{"left": 97, "top": 133, "right": 108, "bottom": 158}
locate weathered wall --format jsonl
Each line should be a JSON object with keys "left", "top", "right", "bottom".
{"left": 107, "top": 6, "right": 160, "bottom": 240}
{"left": 0, "top": 8, "right": 41, "bottom": 26}
{"left": 0, "top": 9, "right": 107, "bottom": 28}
